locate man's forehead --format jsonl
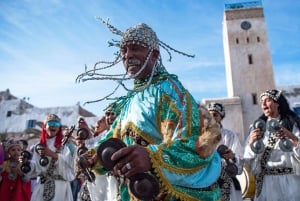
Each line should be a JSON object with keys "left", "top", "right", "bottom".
{"left": 121, "top": 43, "right": 148, "bottom": 49}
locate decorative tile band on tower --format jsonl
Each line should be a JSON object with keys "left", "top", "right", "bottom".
{"left": 225, "top": 0, "right": 262, "bottom": 10}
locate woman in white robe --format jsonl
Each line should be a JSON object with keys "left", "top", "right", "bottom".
{"left": 244, "top": 89, "right": 300, "bottom": 201}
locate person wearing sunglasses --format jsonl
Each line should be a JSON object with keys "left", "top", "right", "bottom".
{"left": 79, "top": 106, "right": 119, "bottom": 201}
{"left": 20, "top": 114, "right": 75, "bottom": 201}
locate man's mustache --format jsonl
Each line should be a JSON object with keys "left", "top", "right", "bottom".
{"left": 126, "top": 58, "right": 141, "bottom": 67}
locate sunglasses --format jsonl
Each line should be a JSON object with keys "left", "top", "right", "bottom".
{"left": 47, "top": 121, "right": 61, "bottom": 127}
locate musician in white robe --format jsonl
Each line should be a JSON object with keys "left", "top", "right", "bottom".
{"left": 207, "top": 102, "right": 244, "bottom": 201}
{"left": 22, "top": 114, "right": 75, "bottom": 201}
{"left": 244, "top": 89, "right": 300, "bottom": 201}
{"left": 80, "top": 107, "right": 119, "bottom": 201}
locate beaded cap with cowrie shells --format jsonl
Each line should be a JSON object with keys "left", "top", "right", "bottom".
{"left": 260, "top": 89, "right": 282, "bottom": 102}
{"left": 4, "top": 139, "right": 22, "bottom": 153}
{"left": 207, "top": 102, "right": 226, "bottom": 119}
{"left": 120, "top": 23, "right": 159, "bottom": 51}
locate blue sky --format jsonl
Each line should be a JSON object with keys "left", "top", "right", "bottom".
{"left": 0, "top": 0, "right": 299, "bottom": 116}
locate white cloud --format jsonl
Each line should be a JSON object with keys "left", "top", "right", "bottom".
{"left": 1, "top": 0, "right": 299, "bottom": 116}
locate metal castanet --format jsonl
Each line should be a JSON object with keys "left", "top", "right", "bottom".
{"left": 76, "top": 127, "right": 90, "bottom": 140}
{"left": 97, "top": 138, "right": 160, "bottom": 200}
{"left": 20, "top": 150, "right": 32, "bottom": 173}
{"left": 62, "top": 125, "right": 75, "bottom": 146}
{"left": 250, "top": 119, "right": 266, "bottom": 154}
{"left": 35, "top": 143, "right": 49, "bottom": 166}
{"left": 217, "top": 144, "right": 238, "bottom": 177}
{"left": 267, "top": 119, "right": 293, "bottom": 152}
{"left": 97, "top": 138, "right": 127, "bottom": 171}
{"left": 129, "top": 173, "right": 160, "bottom": 200}
{"left": 77, "top": 155, "right": 96, "bottom": 183}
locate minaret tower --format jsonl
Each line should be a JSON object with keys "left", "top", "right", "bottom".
{"left": 222, "top": 0, "right": 275, "bottom": 136}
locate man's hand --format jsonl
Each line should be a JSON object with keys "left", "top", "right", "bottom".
{"left": 111, "top": 145, "right": 152, "bottom": 178}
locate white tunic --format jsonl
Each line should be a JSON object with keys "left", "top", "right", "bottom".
{"left": 26, "top": 137, "right": 75, "bottom": 201}
{"left": 244, "top": 120, "right": 300, "bottom": 201}
{"left": 85, "top": 131, "right": 119, "bottom": 201}
{"left": 87, "top": 175, "right": 118, "bottom": 201}
{"left": 218, "top": 127, "right": 244, "bottom": 201}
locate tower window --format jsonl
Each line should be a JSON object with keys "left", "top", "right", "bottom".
{"left": 257, "top": 36, "right": 260, "bottom": 42}
{"left": 248, "top": 54, "right": 253, "bottom": 64}
{"left": 236, "top": 38, "right": 239, "bottom": 44}
{"left": 252, "top": 93, "right": 257, "bottom": 105}
{"left": 246, "top": 37, "right": 250, "bottom": 43}
{"left": 6, "top": 111, "right": 12, "bottom": 117}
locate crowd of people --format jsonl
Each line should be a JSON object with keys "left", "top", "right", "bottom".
{"left": 1, "top": 20, "right": 300, "bottom": 201}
